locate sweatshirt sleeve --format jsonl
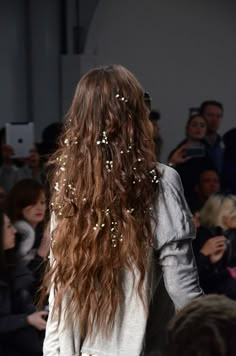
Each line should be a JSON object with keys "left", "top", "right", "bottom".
{"left": 153, "top": 164, "right": 203, "bottom": 310}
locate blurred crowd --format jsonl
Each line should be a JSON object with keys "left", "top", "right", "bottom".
{"left": 149, "top": 97, "right": 236, "bottom": 301}
{"left": 0, "top": 97, "right": 236, "bottom": 355}
{"left": 0, "top": 123, "right": 62, "bottom": 356}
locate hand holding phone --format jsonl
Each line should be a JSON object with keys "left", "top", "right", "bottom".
{"left": 185, "top": 146, "right": 205, "bottom": 158}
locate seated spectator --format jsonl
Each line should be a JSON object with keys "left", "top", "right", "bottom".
{"left": 0, "top": 210, "right": 47, "bottom": 356}
{"left": 192, "top": 193, "right": 236, "bottom": 299}
{"left": 6, "top": 179, "right": 50, "bottom": 297}
{"left": 165, "top": 294, "right": 236, "bottom": 356}
{"left": 0, "top": 128, "right": 21, "bottom": 192}
{"left": 222, "top": 127, "right": 236, "bottom": 194}
{"left": 18, "top": 144, "right": 46, "bottom": 185}
{"left": 168, "top": 114, "right": 215, "bottom": 205}
{"left": 188, "top": 168, "right": 221, "bottom": 213}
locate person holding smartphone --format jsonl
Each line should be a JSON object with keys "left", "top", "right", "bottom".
{"left": 168, "top": 114, "right": 216, "bottom": 209}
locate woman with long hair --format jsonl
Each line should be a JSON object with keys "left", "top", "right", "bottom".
{"left": 7, "top": 179, "right": 50, "bottom": 298}
{"left": 43, "top": 65, "right": 202, "bottom": 356}
{"left": 0, "top": 210, "right": 47, "bottom": 355}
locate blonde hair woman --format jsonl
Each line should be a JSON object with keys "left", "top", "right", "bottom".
{"left": 193, "top": 193, "right": 236, "bottom": 299}
{"left": 200, "top": 193, "right": 236, "bottom": 230}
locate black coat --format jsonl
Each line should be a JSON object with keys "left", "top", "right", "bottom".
{"left": 192, "top": 226, "right": 236, "bottom": 298}
{"left": 169, "top": 139, "right": 216, "bottom": 209}
{"left": 0, "top": 261, "right": 35, "bottom": 334}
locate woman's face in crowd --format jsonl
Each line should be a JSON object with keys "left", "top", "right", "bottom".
{"left": 22, "top": 191, "right": 46, "bottom": 228}
{"left": 187, "top": 116, "right": 207, "bottom": 141}
{"left": 224, "top": 214, "right": 236, "bottom": 229}
{"left": 3, "top": 214, "right": 16, "bottom": 250}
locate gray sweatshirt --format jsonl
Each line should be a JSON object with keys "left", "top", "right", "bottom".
{"left": 43, "top": 164, "right": 203, "bottom": 356}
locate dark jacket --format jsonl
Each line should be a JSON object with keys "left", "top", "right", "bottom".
{"left": 169, "top": 139, "right": 216, "bottom": 208}
{"left": 192, "top": 226, "right": 233, "bottom": 295}
{"left": 0, "top": 259, "right": 35, "bottom": 334}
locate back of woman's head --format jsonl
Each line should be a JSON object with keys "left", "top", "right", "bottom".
{"left": 6, "top": 179, "right": 45, "bottom": 222}
{"left": 47, "top": 65, "right": 159, "bottom": 337}
{"left": 165, "top": 295, "right": 236, "bottom": 356}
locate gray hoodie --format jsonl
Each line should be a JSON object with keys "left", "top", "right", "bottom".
{"left": 43, "top": 164, "right": 203, "bottom": 356}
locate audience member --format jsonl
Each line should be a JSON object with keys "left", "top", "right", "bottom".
{"left": 188, "top": 168, "right": 221, "bottom": 213}
{"left": 199, "top": 100, "right": 224, "bottom": 173}
{"left": 18, "top": 145, "right": 46, "bottom": 185}
{"left": 6, "top": 179, "right": 50, "bottom": 296}
{"left": 37, "top": 122, "right": 63, "bottom": 163}
{"left": 168, "top": 114, "right": 215, "bottom": 205}
{"left": 0, "top": 128, "right": 21, "bottom": 192}
{"left": 165, "top": 294, "right": 236, "bottom": 356}
{"left": 222, "top": 127, "right": 236, "bottom": 194}
{"left": 0, "top": 210, "right": 47, "bottom": 356}
{"left": 192, "top": 193, "right": 236, "bottom": 299}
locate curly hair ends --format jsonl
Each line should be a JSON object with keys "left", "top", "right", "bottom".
{"left": 45, "top": 65, "right": 159, "bottom": 337}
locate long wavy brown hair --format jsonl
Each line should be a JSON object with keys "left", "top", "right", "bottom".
{"left": 45, "top": 65, "right": 159, "bottom": 337}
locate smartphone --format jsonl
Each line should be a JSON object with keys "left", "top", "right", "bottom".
{"left": 185, "top": 146, "right": 205, "bottom": 158}
{"left": 5, "top": 122, "right": 34, "bottom": 158}
{"left": 189, "top": 107, "right": 200, "bottom": 116}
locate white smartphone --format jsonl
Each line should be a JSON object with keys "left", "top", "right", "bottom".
{"left": 5, "top": 122, "right": 34, "bottom": 158}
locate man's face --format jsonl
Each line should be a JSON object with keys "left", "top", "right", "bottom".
{"left": 198, "top": 170, "right": 220, "bottom": 200}
{"left": 203, "top": 104, "right": 223, "bottom": 133}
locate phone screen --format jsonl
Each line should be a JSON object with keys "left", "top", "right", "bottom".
{"left": 185, "top": 146, "right": 205, "bottom": 158}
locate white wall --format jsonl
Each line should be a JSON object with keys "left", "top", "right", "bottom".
{"left": 29, "top": 0, "right": 61, "bottom": 140}
{"left": 1, "top": 0, "right": 235, "bottom": 152}
{"left": 84, "top": 0, "right": 236, "bottom": 161}
{"left": 0, "top": 0, "right": 61, "bottom": 142}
